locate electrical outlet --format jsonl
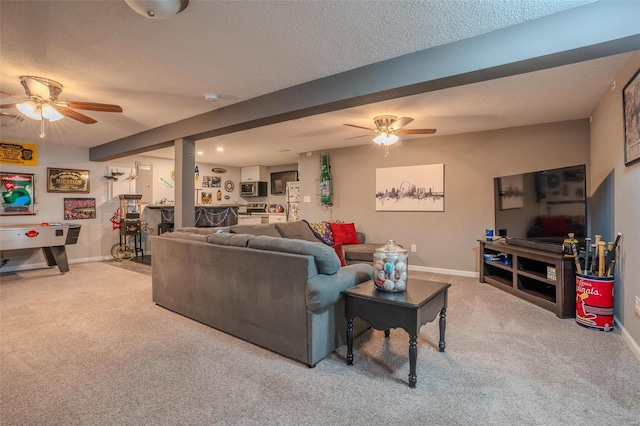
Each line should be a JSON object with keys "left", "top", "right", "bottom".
{"left": 635, "top": 296, "right": 640, "bottom": 318}
{"left": 411, "top": 244, "right": 417, "bottom": 252}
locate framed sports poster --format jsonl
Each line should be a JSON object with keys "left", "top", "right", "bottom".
{"left": 64, "top": 198, "right": 96, "bottom": 220}
{"left": 623, "top": 68, "right": 640, "bottom": 167}
{"left": 1, "top": 172, "right": 36, "bottom": 215}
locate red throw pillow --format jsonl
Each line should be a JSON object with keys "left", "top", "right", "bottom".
{"left": 329, "top": 222, "right": 360, "bottom": 245}
{"left": 332, "top": 242, "right": 347, "bottom": 267}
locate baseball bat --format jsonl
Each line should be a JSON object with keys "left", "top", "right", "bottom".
{"left": 592, "top": 235, "right": 602, "bottom": 275}
{"left": 568, "top": 233, "right": 582, "bottom": 274}
{"left": 583, "top": 237, "right": 591, "bottom": 275}
{"left": 605, "top": 232, "right": 623, "bottom": 277}
{"left": 598, "top": 241, "right": 606, "bottom": 277}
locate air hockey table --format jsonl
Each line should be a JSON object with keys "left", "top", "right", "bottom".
{"left": 0, "top": 223, "right": 81, "bottom": 273}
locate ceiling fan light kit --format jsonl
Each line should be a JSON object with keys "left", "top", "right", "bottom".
{"left": 343, "top": 115, "right": 436, "bottom": 152}
{"left": 1, "top": 75, "right": 123, "bottom": 139}
{"left": 16, "top": 101, "right": 41, "bottom": 120}
{"left": 373, "top": 132, "right": 399, "bottom": 146}
{"left": 125, "top": 0, "right": 189, "bottom": 19}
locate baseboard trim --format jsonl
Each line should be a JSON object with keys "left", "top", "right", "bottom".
{"left": 615, "top": 317, "right": 640, "bottom": 362}
{"left": 409, "top": 265, "right": 478, "bottom": 278}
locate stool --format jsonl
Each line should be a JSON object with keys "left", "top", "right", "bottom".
{"left": 158, "top": 223, "right": 174, "bottom": 235}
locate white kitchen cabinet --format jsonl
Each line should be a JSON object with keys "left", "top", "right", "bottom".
{"left": 241, "top": 166, "right": 268, "bottom": 182}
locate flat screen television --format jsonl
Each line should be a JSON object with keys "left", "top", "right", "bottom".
{"left": 270, "top": 170, "right": 298, "bottom": 195}
{"left": 494, "top": 164, "right": 587, "bottom": 252}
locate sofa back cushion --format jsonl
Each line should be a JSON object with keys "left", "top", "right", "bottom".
{"left": 275, "top": 220, "right": 321, "bottom": 242}
{"left": 229, "top": 223, "right": 281, "bottom": 237}
{"left": 247, "top": 235, "right": 341, "bottom": 275}
{"left": 206, "top": 233, "right": 251, "bottom": 247}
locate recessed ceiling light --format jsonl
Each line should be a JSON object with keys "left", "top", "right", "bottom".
{"left": 197, "top": 151, "right": 204, "bottom": 155}
{"left": 204, "top": 93, "right": 219, "bottom": 102}
{"left": 216, "top": 147, "right": 224, "bottom": 152}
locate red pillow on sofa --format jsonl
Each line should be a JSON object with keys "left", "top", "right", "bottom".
{"left": 329, "top": 222, "right": 360, "bottom": 245}
{"left": 332, "top": 242, "right": 347, "bottom": 267}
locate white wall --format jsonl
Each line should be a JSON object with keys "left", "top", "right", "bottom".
{"left": 299, "top": 120, "right": 590, "bottom": 274}
{"left": 590, "top": 51, "right": 640, "bottom": 355}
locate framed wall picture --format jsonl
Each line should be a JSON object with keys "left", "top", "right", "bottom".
{"left": 64, "top": 198, "right": 96, "bottom": 220}
{"left": 47, "top": 168, "right": 90, "bottom": 193}
{"left": 623, "top": 68, "right": 640, "bottom": 167}
{"left": 375, "top": 164, "right": 444, "bottom": 212}
{"left": 1, "top": 171, "right": 36, "bottom": 215}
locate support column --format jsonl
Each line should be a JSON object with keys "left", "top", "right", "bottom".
{"left": 174, "top": 138, "right": 195, "bottom": 228}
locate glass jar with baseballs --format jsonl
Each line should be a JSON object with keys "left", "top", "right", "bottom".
{"left": 373, "top": 240, "right": 408, "bottom": 292}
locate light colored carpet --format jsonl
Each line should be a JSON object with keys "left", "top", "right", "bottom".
{"left": 1, "top": 262, "right": 639, "bottom": 426}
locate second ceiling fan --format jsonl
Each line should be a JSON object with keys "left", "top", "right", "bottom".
{"left": 343, "top": 115, "right": 436, "bottom": 145}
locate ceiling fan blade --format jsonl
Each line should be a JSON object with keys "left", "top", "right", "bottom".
{"left": 388, "top": 116, "right": 414, "bottom": 131}
{"left": 57, "top": 101, "right": 122, "bottom": 113}
{"left": 344, "top": 134, "right": 373, "bottom": 140}
{"left": 0, "top": 91, "right": 23, "bottom": 100}
{"left": 343, "top": 123, "right": 375, "bottom": 132}
{"left": 56, "top": 106, "right": 97, "bottom": 124}
{"left": 396, "top": 128, "right": 437, "bottom": 135}
{"left": 0, "top": 103, "right": 18, "bottom": 109}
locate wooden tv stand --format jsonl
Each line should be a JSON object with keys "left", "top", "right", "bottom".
{"left": 479, "top": 240, "right": 576, "bottom": 318}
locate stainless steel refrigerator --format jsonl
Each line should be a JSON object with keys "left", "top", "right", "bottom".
{"left": 285, "top": 181, "right": 300, "bottom": 222}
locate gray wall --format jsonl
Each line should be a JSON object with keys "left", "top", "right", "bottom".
{"left": 590, "top": 51, "right": 640, "bottom": 354}
{"left": 299, "top": 120, "right": 590, "bottom": 274}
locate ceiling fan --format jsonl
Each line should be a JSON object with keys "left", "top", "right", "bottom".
{"left": 343, "top": 115, "right": 436, "bottom": 146}
{"left": 0, "top": 76, "right": 123, "bottom": 138}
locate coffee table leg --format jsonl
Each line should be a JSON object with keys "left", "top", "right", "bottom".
{"left": 346, "top": 318, "right": 354, "bottom": 365}
{"left": 439, "top": 307, "right": 446, "bottom": 352}
{"left": 409, "top": 334, "right": 417, "bottom": 388}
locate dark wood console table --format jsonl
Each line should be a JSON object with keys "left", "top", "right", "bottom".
{"left": 479, "top": 240, "right": 576, "bottom": 318}
{"left": 343, "top": 279, "right": 450, "bottom": 388}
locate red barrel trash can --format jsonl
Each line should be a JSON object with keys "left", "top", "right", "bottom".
{"left": 575, "top": 274, "right": 614, "bottom": 331}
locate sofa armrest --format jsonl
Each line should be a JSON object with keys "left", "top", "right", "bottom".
{"left": 356, "top": 232, "right": 366, "bottom": 244}
{"left": 306, "top": 263, "right": 374, "bottom": 313}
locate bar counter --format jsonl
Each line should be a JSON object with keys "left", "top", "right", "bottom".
{"left": 145, "top": 205, "right": 238, "bottom": 227}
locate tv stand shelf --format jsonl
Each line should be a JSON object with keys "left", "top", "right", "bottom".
{"left": 479, "top": 240, "right": 576, "bottom": 318}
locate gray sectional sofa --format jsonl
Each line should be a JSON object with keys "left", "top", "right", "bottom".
{"left": 151, "top": 221, "right": 375, "bottom": 366}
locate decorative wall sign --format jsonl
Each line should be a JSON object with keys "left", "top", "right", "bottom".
{"left": 47, "top": 168, "right": 90, "bottom": 193}
{"left": 64, "top": 198, "right": 96, "bottom": 220}
{"left": 212, "top": 168, "right": 227, "bottom": 173}
{"left": 224, "top": 180, "right": 234, "bottom": 192}
{"left": 1, "top": 172, "right": 35, "bottom": 215}
{"left": 375, "top": 164, "right": 444, "bottom": 212}
{"left": 0, "top": 141, "right": 38, "bottom": 166}
{"left": 623, "top": 68, "right": 640, "bottom": 167}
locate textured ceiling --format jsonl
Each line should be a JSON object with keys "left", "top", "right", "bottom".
{"left": 0, "top": 0, "right": 633, "bottom": 166}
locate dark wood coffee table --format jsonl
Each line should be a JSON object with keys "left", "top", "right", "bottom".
{"left": 343, "top": 278, "right": 450, "bottom": 388}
